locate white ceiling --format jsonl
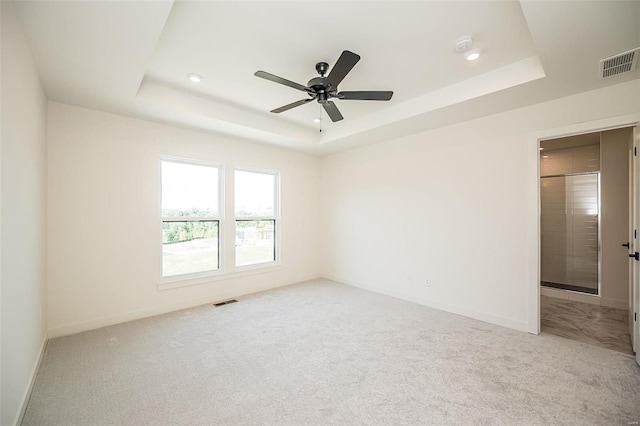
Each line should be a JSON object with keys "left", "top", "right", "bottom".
{"left": 15, "top": 1, "right": 640, "bottom": 155}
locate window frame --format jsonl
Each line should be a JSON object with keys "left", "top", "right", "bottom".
{"left": 233, "top": 167, "right": 280, "bottom": 270}
{"left": 158, "top": 160, "right": 283, "bottom": 289}
{"left": 160, "top": 157, "right": 224, "bottom": 282}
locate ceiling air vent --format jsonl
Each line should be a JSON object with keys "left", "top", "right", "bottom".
{"left": 599, "top": 48, "right": 640, "bottom": 78}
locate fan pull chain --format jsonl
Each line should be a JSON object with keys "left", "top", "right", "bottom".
{"left": 319, "top": 104, "right": 322, "bottom": 133}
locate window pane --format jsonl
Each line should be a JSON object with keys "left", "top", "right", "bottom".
{"left": 235, "top": 220, "right": 275, "bottom": 266}
{"left": 235, "top": 170, "right": 275, "bottom": 217}
{"left": 162, "top": 161, "right": 218, "bottom": 218}
{"left": 163, "top": 221, "right": 218, "bottom": 276}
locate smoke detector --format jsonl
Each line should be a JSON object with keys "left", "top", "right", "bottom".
{"left": 455, "top": 36, "right": 473, "bottom": 52}
{"left": 599, "top": 48, "right": 640, "bottom": 78}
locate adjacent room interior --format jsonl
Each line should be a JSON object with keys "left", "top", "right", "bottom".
{"left": 539, "top": 128, "right": 635, "bottom": 354}
{"left": 2, "top": 1, "right": 640, "bottom": 425}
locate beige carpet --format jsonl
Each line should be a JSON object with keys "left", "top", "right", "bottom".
{"left": 23, "top": 279, "right": 640, "bottom": 425}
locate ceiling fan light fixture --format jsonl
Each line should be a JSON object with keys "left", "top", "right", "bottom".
{"left": 186, "top": 73, "right": 203, "bottom": 83}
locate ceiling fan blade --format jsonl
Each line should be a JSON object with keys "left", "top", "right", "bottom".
{"left": 255, "top": 70, "right": 308, "bottom": 92}
{"left": 270, "top": 98, "right": 314, "bottom": 113}
{"left": 322, "top": 101, "right": 344, "bottom": 122}
{"left": 326, "top": 50, "right": 360, "bottom": 88}
{"left": 337, "top": 91, "right": 393, "bottom": 101}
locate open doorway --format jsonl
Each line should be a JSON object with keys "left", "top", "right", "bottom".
{"left": 539, "top": 127, "right": 635, "bottom": 355}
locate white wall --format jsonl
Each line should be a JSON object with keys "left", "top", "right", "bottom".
{"left": 1, "top": 2, "right": 48, "bottom": 425}
{"left": 47, "top": 103, "right": 321, "bottom": 337}
{"left": 320, "top": 80, "right": 640, "bottom": 334}
{"left": 601, "top": 127, "right": 632, "bottom": 309}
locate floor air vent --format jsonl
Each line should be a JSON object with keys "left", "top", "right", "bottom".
{"left": 600, "top": 48, "right": 639, "bottom": 78}
{"left": 213, "top": 299, "right": 238, "bottom": 307}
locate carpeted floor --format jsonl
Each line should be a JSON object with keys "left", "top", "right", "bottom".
{"left": 23, "top": 279, "right": 640, "bottom": 425}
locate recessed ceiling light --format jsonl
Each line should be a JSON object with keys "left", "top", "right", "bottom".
{"left": 543, "top": 155, "right": 549, "bottom": 159}
{"left": 539, "top": 147, "right": 544, "bottom": 151}
{"left": 187, "top": 73, "right": 203, "bottom": 83}
{"left": 313, "top": 117, "right": 321, "bottom": 123}
{"left": 466, "top": 51, "right": 480, "bottom": 61}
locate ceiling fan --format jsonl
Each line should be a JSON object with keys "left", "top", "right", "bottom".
{"left": 254, "top": 50, "right": 393, "bottom": 122}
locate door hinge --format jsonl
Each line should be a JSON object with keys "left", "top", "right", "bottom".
{"left": 635, "top": 229, "right": 637, "bottom": 239}
{"left": 635, "top": 147, "right": 637, "bottom": 156}
{"left": 635, "top": 312, "right": 637, "bottom": 322}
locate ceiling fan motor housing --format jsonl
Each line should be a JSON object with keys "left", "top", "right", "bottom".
{"left": 307, "top": 76, "right": 336, "bottom": 101}
{"left": 315, "top": 62, "right": 329, "bottom": 76}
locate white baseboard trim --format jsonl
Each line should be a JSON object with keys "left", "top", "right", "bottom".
{"left": 323, "top": 274, "right": 533, "bottom": 334}
{"left": 14, "top": 333, "right": 48, "bottom": 426}
{"left": 48, "top": 273, "right": 321, "bottom": 338}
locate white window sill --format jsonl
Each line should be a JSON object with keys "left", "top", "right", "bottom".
{"left": 158, "top": 263, "right": 281, "bottom": 291}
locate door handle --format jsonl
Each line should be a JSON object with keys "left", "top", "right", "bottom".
{"left": 622, "top": 242, "right": 631, "bottom": 248}
{"left": 630, "top": 252, "right": 640, "bottom": 261}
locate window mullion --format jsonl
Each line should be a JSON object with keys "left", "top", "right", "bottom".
{"left": 163, "top": 217, "right": 219, "bottom": 222}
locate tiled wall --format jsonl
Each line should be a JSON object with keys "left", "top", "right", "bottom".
{"left": 540, "top": 144, "right": 599, "bottom": 176}
{"left": 540, "top": 144, "right": 599, "bottom": 291}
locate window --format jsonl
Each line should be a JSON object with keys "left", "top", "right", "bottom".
{"left": 160, "top": 162, "right": 279, "bottom": 285}
{"left": 161, "top": 160, "right": 220, "bottom": 277}
{"left": 234, "top": 170, "right": 278, "bottom": 267}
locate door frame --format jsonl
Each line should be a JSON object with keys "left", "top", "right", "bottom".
{"left": 530, "top": 114, "right": 638, "bottom": 339}
{"left": 632, "top": 125, "right": 640, "bottom": 364}
{"left": 628, "top": 133, "right": 636, "bottom": 352}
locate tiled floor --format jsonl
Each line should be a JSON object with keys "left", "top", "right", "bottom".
{"left": 541, "top": 295, "right": 633, "bottom": 355}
